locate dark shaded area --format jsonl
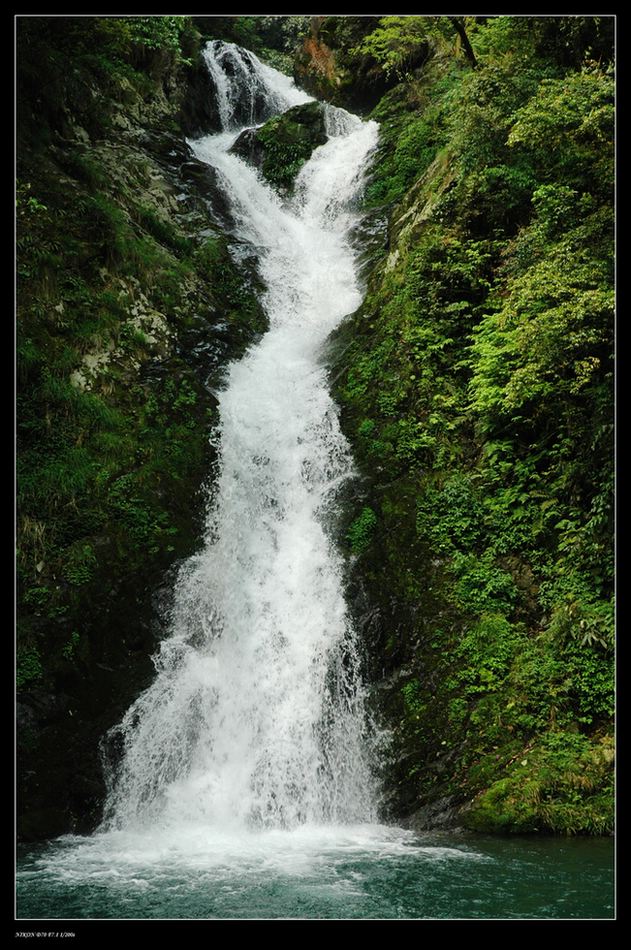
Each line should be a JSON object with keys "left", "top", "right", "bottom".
{"left": 178, "top": 57, "right": 221, "bottom": 136}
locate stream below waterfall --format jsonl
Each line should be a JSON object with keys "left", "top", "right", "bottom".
{"left": 17, "top": 832, "right": 614, "bottom": 920}
{"left": 16, "top": 41, "right": 615, "bottom": 923}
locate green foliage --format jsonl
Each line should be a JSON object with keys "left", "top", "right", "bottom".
{"left": 401, "top": 678, "right": 424, "bottom": 715}
{"left": 107, "top": 474, "right": 177, "bottom": 551}
{"left": 17, "top": 646, "right": 44, "bottom": 689}
{"left": 452, "top": 555, "right": 517, "bottom": 615}
{"left": 23, "top": 586, "right": 52, "bottom": 609}
{"left": 561, "top": 637, "right": 614, "bottom": 723}
{"left": 363, "top": 60, "right": 463, "bottom": 208}
{"left": 447, "top": 63, "right": 547, "bottom": 173}
{"left": 90, "top": 16, "right": 192, "bottom": 65}
{"left": 451, "top": 614, "right": 523, "bottom": 696}
{"left": 544, "top": 566, "right": 614, "bottom": 653}
{"left": 258, "top": 49, "right": 293, "bottom": 75}
{"left": 258, "top": 119, "right": 306, "bottom": 188}
{"left": 198, "top": 16, "right": 262, "bottom": 49}
{"left": 62, "top": 543, "right": 97, "bottom": 586}
{"left": 123, "top": 16, "right": 189, "bottom": 54}
{"left": 61, "top": 631, "right": 81, "bottom": 660}
{"left": 471, "top": 257, "right": 613, "bottom": 419}
{"left": 465, "top": 731, "right": 614, "bottom": 835}
{"left": 468, "top": 15, "right": 614, "bottom": 71}
{"left": 415, "top": 475, "right": 484, "bottom": 553}
{"left": 508, "top": 67, "right": 614, "bottom": 192}
{"left": 347, "top": 507, "right": 378, "bottom": 554}
{"left": 350, "top": 15, "right": 476, "bottom": 80}
{"left": 351, "top": 16, "right": 430, "bottom": 78}
{"left": 16, "top": 181, "right": 48, "bottom": 215}
{"left": 334, "top": 14, "right": 614, "bottom": 833}
{"left": 365, "top": 113, "right": 445, "bottom": 207}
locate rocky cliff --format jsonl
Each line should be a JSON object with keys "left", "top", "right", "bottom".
{"left": 16, "top": 18, "right": 267, "bottom": 840}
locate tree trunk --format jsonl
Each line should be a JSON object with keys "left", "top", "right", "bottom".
{"left": 449, "top": 16, "right": 477, "bottom": 68}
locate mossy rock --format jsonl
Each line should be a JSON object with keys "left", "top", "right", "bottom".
{"left": 461, "top": 733, "right": 615, "bottom": 835}
{"left": 230, "top": 101, "right": 327, "bottom": 190}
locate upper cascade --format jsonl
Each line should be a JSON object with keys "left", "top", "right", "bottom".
{"left": 202, "top": 39, "right": 312, "bottom": 131}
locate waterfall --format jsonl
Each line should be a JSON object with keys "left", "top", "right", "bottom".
{"left": 101, "top": 42, "right": 380, "bottom": 834}
{"left": 20, "top": 38, "right": 613, "bottom": 926}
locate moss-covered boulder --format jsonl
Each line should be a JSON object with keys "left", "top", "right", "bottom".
{"left": 230, "top": 101, "right": 327, "bottom": 190}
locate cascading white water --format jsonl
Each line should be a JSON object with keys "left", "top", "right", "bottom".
{"left": 202, "top": 39, "right": 311, "bottom": 129}
{"left": 101, "top": 42, "right": 381, "bottom": 835}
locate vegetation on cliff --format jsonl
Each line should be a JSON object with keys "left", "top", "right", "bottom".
{"left": 318, "top": 15, "right": 615, "bottom": 834}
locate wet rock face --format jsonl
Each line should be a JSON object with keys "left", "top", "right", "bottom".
{"left": 135, "top": 126, "right": 236, "bottom": 231}
{"left": 18, "top": 548, "right": 203, "bottom": 842}
{"left": 402, "top": 796, "right": 466, "bottom": 833}
{"left": 179, "top": 57, "right": 222, "bottom": 136}
{"left": 230, "top": 127, "right": 266, "bottom": 170}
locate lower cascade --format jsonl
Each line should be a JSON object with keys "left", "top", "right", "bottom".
{"left": 101, "top": 43, "right": 380, "bottom": 836}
